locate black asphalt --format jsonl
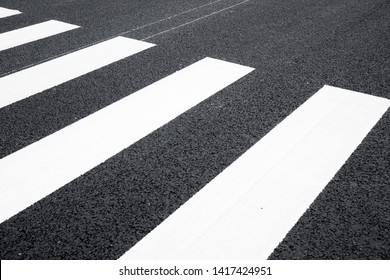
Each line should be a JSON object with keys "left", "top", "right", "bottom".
{"left": 0, "top": 0, "right": 389, "bottom": 259}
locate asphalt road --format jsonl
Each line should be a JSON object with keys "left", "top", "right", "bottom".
{"left": 0, "top": 0, "right": 389, "bottom": 259}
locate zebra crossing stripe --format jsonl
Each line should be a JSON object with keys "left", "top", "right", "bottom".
{"left": 121, "top": 85, "right": 390, "bottom": 260}
{"left": 0, "top": 7, "right": 21, "bottom": 19}
{"left": 0, "top": 36, "right": 154, "bottom": 109}
{"left": 0, "top": 20, "right": 79, "bottom": 52}
{"left": 0, "top": 57, "right": 254, "bottom": 224}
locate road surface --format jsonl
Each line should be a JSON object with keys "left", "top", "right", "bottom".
{"left": 0, "top": 0, "right": 389, "bottom": 259}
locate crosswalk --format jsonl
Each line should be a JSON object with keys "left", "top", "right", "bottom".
{"left": 121, "top": 86, "right": 390, "bottom": 259}
{"left": 0, "top": 57, "right": 253, "bottom": 224}
{"left": 0, "top": 37, "right": 154, "bottom": 109}
{"left": 0, "top": 5, "right": 389, "bottom": 260}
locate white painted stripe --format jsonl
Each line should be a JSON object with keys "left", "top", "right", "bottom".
{"left": 0, "top": 7, "right": 21, "bottom": 19}
{"left": 0, "top": 57, "right": 254, "bottom": 224}
{"left": 0, "top": 36, "right": 154, "bottom": 109}
{"left": 0, "top": 20, "right": 79, "bottom": 52}
{"left": 121, "top": 85, "right": 390, "bottom": 260}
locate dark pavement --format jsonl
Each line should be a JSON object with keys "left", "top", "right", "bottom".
{"left": 0, "top": 0, "right": 389, "bottom": 259}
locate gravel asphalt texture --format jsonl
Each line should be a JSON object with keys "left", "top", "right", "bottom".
{"left": 0, "top": 0, "right": 389, "bottom": 259}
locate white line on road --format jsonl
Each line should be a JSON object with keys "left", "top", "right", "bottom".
{"left": 121, "top": 85, "right": 390, "bottom": 260}
{"left": 0, "top": 7, "right": 21, "bottom": 19}
{"left": 0, "top": 57, "right": 254, "bottom": 224}
{"left": 0, "top": 36, "right": 154, "bottom": 109}
{"left": 125, "top": 0, "right": 225, "bottom": 33}
{"left": 0, "top": 20, "right": 79, "bottom": 52}
{"left": 142, "top": 0, "right": 251, "bottom": 40}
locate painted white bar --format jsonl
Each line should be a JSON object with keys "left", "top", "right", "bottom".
{"left": 121, "top": 85, "right": 390, "bottom": 260}
{"left": 0, "top": 36, "right": 154, "bottom": 109}
{"left": 0, "top": 7, "right": 21, "bottom": 19}
{"left": 0, "top": 57, "right": 254, "bottom": 224}
{"left": 0, "top": 20, "right": 79, "bottom": 51}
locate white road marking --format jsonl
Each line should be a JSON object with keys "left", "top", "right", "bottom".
{"left": 0, "top": 36, "right": 154, "bottom": 109}
{"left": 0, "top": 57, "right": 254, "bottom": 224}
{"left": 0, "top": 20, "right": 79, "bottom": 52}
{"left": 142, "top": 0, "right": 251, "bottom": 40}
{"left": 124, "top": 0, "right": 225, "bottom": 33}
{"left": 121, "top": 85, "right": 390, "bottom": 260}
{"left": 0, "top": 7, "right": 21, "bottom": 19}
